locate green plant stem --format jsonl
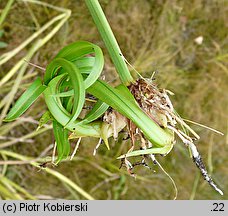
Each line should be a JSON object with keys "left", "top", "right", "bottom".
{"left": 85, "top": 0, "right": 134, "bottom": 86}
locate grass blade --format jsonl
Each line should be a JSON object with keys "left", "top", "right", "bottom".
{"left": 0, "top": 150, "right": 94, "bottom": 200}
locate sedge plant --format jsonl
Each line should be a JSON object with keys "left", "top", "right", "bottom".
{"left": 4, "top": 0, "right": 223, "bottom": 196}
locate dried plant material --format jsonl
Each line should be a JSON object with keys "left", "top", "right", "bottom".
{"left": 93, "top": 138, "right": 102, "bottom": 156}
{"left": 122, "top": 78, "right": 223, "bottom": 195}
{"left": 102, "top": 109, "right": 127, "bottom": 147}
{"left": 70, "top": 137, "right": 82, "bottom": 160}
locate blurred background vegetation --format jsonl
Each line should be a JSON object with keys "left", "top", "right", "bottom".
{"left": 0, "top": 0, "right": 227, "bottom": 200}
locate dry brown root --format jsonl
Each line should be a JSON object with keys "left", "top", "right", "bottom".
{"left": 125, "top": 78, "right": 223, "bottom": 195}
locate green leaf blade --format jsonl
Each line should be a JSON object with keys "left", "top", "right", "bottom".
{"left": 53, "top": 120, "right": 71, "bottom": 164}
{"left": 80, "top": 100, "right": 109, "bottom": 125}
{"left": 117, "top": 143, "right": 173, "bottom": 159}
{"left": 45, "top": 58, "right": 85, "bottom": 128}
{"left": 87, "top": 79, "right": 174, "bottom": 148}
{"left": 4, "top": 77, "right": 47, "bottom": 121}
{"left": 37, "top": 111, "right": 53, "bottom": 130}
